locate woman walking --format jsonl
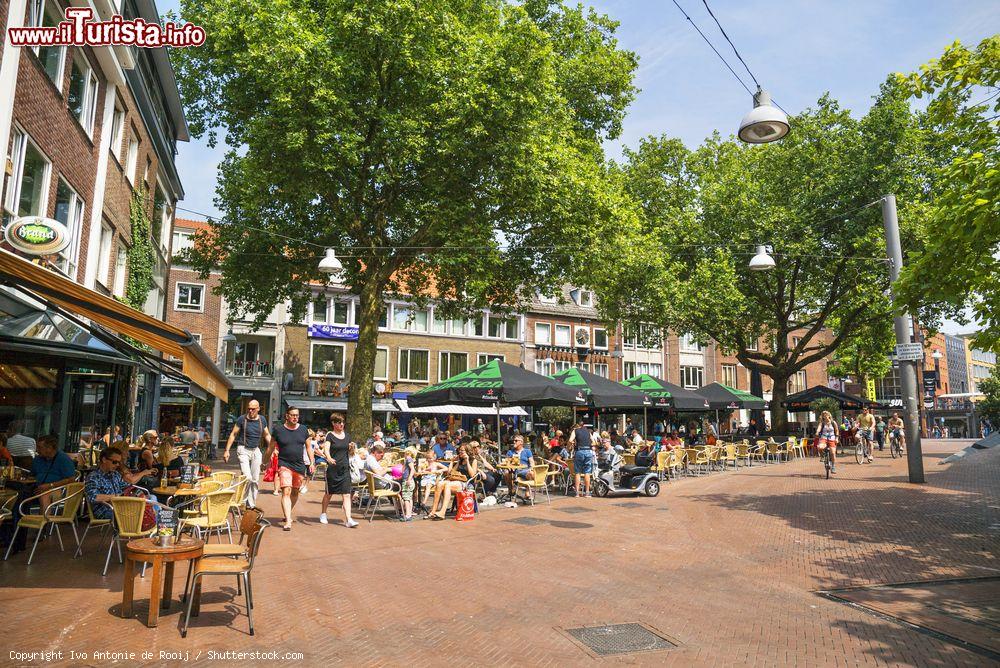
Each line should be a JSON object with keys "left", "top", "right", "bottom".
{"left": 320, "top": 413, "right": 358, "bottom": 528}
{"left": 815, "top": 411, "right": 839, "bottom": 474}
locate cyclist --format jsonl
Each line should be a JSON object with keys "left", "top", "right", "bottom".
{"left": 856, "top": 407, "right": 875, "bottom": 462}
{"left": 888, "top": 412, "right": 905, "bottom": 452}
{"left": 815, "top": 411, "right": 839, "bottom": 474}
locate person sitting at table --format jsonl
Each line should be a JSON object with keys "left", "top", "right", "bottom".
{"left": 427, "top": 444, "right": 477, "bottom": 520}
{"left": 135, "top": 448, "right": 162, "bottom": 490}
{"left": 470, "top": 442, "right": 501, "bottom": 497}
{"left": 0, "top": 434, "right": 13, "bottom": 467}
{"left": 363, "top": 442, "right": 393, "bottom": 490}
{"left": 635, "top": 441, "right": 655, "bottom": 467}
{"left": 30, "top": 435, "right": 78, "bottom": 513}
{"left": 85, "top": 448, "right": 157, "bottom": 520}
{"left": 432, "top": 433, "right": 455, "bottom": 460}
{"left": 503, "top": 435, "right": 534, "bottom": 491}
{"left": 418, "top": 450, "right": 449, "bottom": 509}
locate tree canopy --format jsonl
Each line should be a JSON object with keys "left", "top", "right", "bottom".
{"left": 894, "top": 36, "right": 1000, "bottom": 352}
{"left": 171, "top": 0, "right": 638, "bottom": 435}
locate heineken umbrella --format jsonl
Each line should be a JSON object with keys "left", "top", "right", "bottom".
{"left": 621, "top": 375, "right": 710, "bottom": 410}
{"left": 407, "top": 360, "right": 586, "bottom": 447}
{"left": 694, "top": 382, "right": 767, "bottom": 410}
{"left": 551, "top": 368, "right": 651, "bottom": 409}
{"left": 783, "top": 385, "right": 886, "bottom": 411}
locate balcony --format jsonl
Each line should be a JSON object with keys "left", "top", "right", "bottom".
{"left": 225, "top": 335, "right": 275, "bottom": 379}
{"left": 226, "top": 359, "right": 274, "bottom": 378}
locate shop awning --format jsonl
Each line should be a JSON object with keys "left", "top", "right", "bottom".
{"left": 395, "top": 399, "right": 527, "bottom": 416}
{"left": 0, "top": 249, "right": 230, "bottom": 402}
{"left": 285, "top": 396, "right": 399, "bottom": 412}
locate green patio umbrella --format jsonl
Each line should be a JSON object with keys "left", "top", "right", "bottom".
{"left": 694, "top": 382, "right": 767, "bottom": 410}
{"left": 621, "top": 375, "right": 710, "bottom": 410}
{"left": 551, "top": 367, "right": 651, "bottom": 409}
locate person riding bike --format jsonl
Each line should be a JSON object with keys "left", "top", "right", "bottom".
{"left": 856, "top": 407, "right": 875, "bottom": 463}
{"left": 815, "top": 411, "right": 839, "bottom": 475}
{"left": 887, "top": 412, "right": 905, "bottom": 451}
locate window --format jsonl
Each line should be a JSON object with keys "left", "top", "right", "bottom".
{"left": 109, "top": 100, "right": 125, "bottom": 160}
{"left": 28, "top": 0, "right": 65, "bottom": 88}
{"left": 378, "top": 305, "right": 388, "bottom": 329}
{"left": 473, "top": 315, "right": 484, "bottom": 337}
{"left": 310, "top": 342, "right": 345, "bottom": 377}
{"left": 95, "top": 224, "right": 113, "bottom": 287}
{"left": 593, "top": 328, "right": 608, "bottom": 349}
{"left": 373, "top": 347, "right": 389, "bottom": 381}
{"left": 487, "top": 315, "right": 505, "bottom": 338}
{"left": 5, "top": 129, "right": 50, "bottom": 218}
{"left": 722, "top": 364, "right": 738, "bottom": 388}
{"left": 554, "top": 324, "right": 571, "bottom": 347}
{"left": 534, "top": 323, "right": 551, "bottom": 345}
{"left": 788, "top": 370, "right": 807, "bottom": 394}
{"left": 430, "top": 311, "right": 446, "bottom": 334}
{"left": 593, "top": 363, "right": 609, "bottom": 378}
{"left": 112, "top": 246, "right": 127, "bottom": 297}
{"left": 331, "top": 300, "right": 350, "bottom": 325}
{"left": 125, "top": 130, "right": 139, "bottom": 185}
{"left": 505, "top": 318, "right": 518, "bottom": 339}
{"left": 312, "top": 296, "right": 328, "bottom": 323}
{"left": 577, "top": 290, "right": 593, "bottom": 307}
{"left": 439, "top": 352, "right": 468, "bottom": 381}
{"left": 681, "top": 365, "right": 704, "bottom": 389}
{"left": 190, "top": 333, "right": 202, "bottom": 345}
{"left": 392, "top": 306, "right": 427, "bottom": 332}
{"left": 172, "top": 229, "right": 194, "bottom": 254}
{"left": 398, "top": 349, "right": 429, "bottom": 382}
{"left": 175, "top": 282, "right": 204, "bottom": 312}
{"left": 534, "top": 360, "right": 552, "bottom": 375}
{"left": 410, "top": 309, "right": 428, "bottom": 332}
{"left": 477, "top": 353, "right": 504, "bottom": 367}
{"left": 553, "top": 360, "right": 571, "bottom": 373}
{"left": 67, "top": 50, "right": 99, "bottom": 135}
{"left": 575, "top": 362, "right": 590, "bottom": 372}
{"left": 624, "top": 361, "right": 663, "bottom": 379}
{"left": 53, "top": 178, "right": 84, "bottom": 277}
{"left": 537, "top": 292, "right": 558, "bottom": 304}
{"left": 747, "top": 338, "right": 758, "bottom": 351}
{"left": 448, "top": 318, "right": 466, "bottom": 336}
{"left": 790, "top": 336, "right": 802, "bottom": 351}
{"left": 152, "top": 183, "right": 169, "bottom": 250}
{"left": 624, "top": 324, "right": 661, "bottom": 349}
{"left": 680, "top": 334, "right": 703, "bottom": 352}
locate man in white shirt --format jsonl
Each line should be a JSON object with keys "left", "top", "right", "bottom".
{"left": 7, "top": 419, "right": 37, "bottom": 463}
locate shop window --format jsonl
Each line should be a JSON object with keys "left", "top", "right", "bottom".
{"left": 398, "top": 349, "right": 429, "bottom": 382}
{"left": 310, "top": 342, "right": 345, "bottom": 377}
{"left": 439, "top": 351, "right": 468, "bottom": 381}
{"left": 28, "top": 0, "right": 66, "bottom": 88}
{"left": 67, "top": 50, "right": 99, "bottom": 136}
{"left": 175, "top": 283, "right": 204, "bottom": 312}
{"left": 5, "top": 129, "right": 50, "bottom": 219}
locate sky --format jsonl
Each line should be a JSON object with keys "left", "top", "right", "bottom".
{"left": 160, "top": 0, "right": 998, "bottom": 332}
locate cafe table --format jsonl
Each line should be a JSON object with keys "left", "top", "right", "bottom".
{"left": 121, "top": 536, "right": 204, "bottom": 627}
{"left": 495, "top": 460, "right": 523, "bottom": 503}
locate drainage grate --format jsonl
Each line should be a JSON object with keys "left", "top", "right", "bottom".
{"left": 563, "top": 623, "right": 678, "bottom": 657}
{"left": 504, "top": 516, "right": 547, "bottom": 526}
{"left": 556, "top": 506, "right": 596, "bottom": 514}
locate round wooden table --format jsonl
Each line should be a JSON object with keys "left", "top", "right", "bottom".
{"left": 122, "top": 537, "right": 204, "bottom": 627}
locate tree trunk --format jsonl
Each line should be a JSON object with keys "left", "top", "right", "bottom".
{"left": 347, "top": 277, "right": 382, "bottom": 442}
{"left": 768, "top": 375, "right": 791, "bottom": 438}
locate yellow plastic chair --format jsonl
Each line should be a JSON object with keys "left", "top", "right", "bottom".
{"left": 4, "top": 482, "right": 85, "bottom": 564}
{"left": 363, "top": 470, "right": 401, "bottom": 522}
{"left": 686, "top": 448, "right": 709, "bottom": 476}
{"left": 103, "top": 497, "right": 155, "bottom": 575}
{"left": 0, "top": 490, "right": 17, "bottom": 526}
{"left": 790, "top": 437, "right": 806, "bottom": 459}
{"left": 709, "top": 446, "right": 723, "bottom": 471}
{"left": 180, "top": 489, "right": 235, "bottom": 542}
{"left": 227, "top": 476, "right": 250, "bottom": 522}
{"left": 736, "top": 442, "right": 752, "bottom": 467}
{"left": 515, "top": 464, "right": 553, "bottom": 505}
{"left": 723, "top": 443, "right": 739, "bottom": 469}
{"left": 651, "top": 451, "right": 670, "bottom": 480}
{"left": 667, "top": 449, "right": 686, "bottom": 478}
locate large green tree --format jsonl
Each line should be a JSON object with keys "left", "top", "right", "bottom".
{"left": 594, "top": 83, "right": 930, "bottom": 436}
{"left": 894, "top": 36, "right": 1000, "bottom": 352}
{"left": 172, "top": 0, "right": 637, "bottom": 437}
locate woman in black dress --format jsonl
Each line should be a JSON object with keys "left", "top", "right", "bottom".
{"left": 320, "top": 413, "right": 358, "bottom": 528}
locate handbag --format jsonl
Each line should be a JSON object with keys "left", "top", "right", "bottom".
{"left": 446, "top": 471, "right": 468, "bottom": 483}
{"left": 262, "top": 453, "right": 278, "bottom": 483}
{"left": 122, "top": 486, "right": 156, "bottom": 531}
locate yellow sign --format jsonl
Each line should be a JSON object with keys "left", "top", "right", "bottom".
{"left": 865, "top": 378, "right": 877, "bottom": 401}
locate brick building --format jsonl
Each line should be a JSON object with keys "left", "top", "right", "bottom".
{"left": 525, "top": 286, "right": 616, "bottom": 379}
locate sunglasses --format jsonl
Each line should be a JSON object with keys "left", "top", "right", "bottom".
{"left": 109, "top": 459, "right": 123, "bottom": 465}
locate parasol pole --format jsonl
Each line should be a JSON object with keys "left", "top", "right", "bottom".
{"left": 496, "top": 402, "right": 501, "bottom": 459}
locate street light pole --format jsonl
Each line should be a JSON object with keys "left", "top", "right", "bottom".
{"left": 882, "top": 194, "right": 924, "bottom": 483}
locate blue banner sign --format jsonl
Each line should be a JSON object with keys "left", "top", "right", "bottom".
{"left": 308, "top": 324, "right": 360, "bottom": 341}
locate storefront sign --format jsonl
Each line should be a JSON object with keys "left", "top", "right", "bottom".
{"left": 308, "top": 324, "right": 359, "bottom": 341}
{"left": 4, "top": 216, "right": 71, "bottom": 255}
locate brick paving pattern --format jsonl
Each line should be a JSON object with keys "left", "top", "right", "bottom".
{"left": 1, "top": 439, "right": 997, "bottom": 667}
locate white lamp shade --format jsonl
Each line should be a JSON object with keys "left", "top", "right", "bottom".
{"left": 739, "top": 89, "right": 789, "bottom": 144}
{"left": 318, "top": 248, "right": 343, "bottom": 274}
{"left": 749, "top": 245, "right": 775, "bottom": 271}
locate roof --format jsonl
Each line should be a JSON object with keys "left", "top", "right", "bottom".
{"left": 527, "top": 285, "right": 603, "bottom": 320}
{"left": 174, "top": 217, "right": 213, "bottom": 233}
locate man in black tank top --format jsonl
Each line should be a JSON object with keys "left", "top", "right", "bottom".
{"left": 569, "top": 421, "right": 595, "bottom": 496}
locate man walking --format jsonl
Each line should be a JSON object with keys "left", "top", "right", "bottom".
{"left": 263, "top": 406, "right": 315, "bottom": 531}
{"left": 224, "top": 400, "right": 270, "bottom": 509}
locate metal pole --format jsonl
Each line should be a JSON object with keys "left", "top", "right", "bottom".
{"left": 882, "top": 194, "right": 924, "bottom": 483}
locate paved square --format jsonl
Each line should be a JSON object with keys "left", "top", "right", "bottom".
{"left": 1, "top": 439, "right": 997, "bottom": 667}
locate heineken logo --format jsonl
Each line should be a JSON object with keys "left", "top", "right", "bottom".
{"left": 4, "top": 216, "right": 70, "bottom": 256}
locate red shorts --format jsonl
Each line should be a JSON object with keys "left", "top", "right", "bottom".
{"left": 277, "top": 466, "right": 304, "bottom": 489}
{"left": 816, "top": 436, "right": 837, "bottom": 449}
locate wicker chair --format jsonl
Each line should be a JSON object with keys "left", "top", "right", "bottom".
{"left": 4, "top": 482, "right": 85, "bottom": 564}
{"left": 180, "top": 489, "right": 235, "bottom": 542}
{"left": 363, "top": 471, "right": 401, "bottom": 522}
{"left": 74, "top": 497, "right": 114, "bottom": 558}
{"left": 515, "top": 464, "right": 553, "bottom": 505}
{"left": 182, "top": 518, "right": 269, "bottom": 637}
{"left": 209, "top": 471, "right": 237, "bottom": 486}
{"left": 103, "top": 497, "right": 155, "bottom": 576}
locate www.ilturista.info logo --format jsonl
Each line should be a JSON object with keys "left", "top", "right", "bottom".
{"left": 8, "top": 7, "right": 205, "bottom": 49}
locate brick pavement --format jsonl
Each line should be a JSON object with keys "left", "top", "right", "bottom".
{"left": 1, "top": 439, "right": 997, "bottom": 667}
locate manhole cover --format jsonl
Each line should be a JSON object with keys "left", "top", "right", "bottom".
{"left": 613, "top": 501, "right": 646, "bottom": 508}
{"left": 562, "top": 623, "right": 678, "bottom": 657}
{"left": 556, "top": 506, "right": 596, "bottom": 514}
{"left": 504, "top": 516, "right": 547, "bottom": 526}
{"left": 548, "top": 520, "right": 593, "bottom": 529}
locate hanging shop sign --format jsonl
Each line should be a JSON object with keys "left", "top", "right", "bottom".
{"left": 4, "top": 216, "right": 71, "bottom": 255}
{"left": 308, "top": 324, "right": 359, "bottom": 341}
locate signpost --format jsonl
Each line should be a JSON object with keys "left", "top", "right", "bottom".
{"left": 894, "top": 342, "right": 924, "bottom": 361}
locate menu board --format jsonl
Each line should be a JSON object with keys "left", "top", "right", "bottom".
{"left": 157, "top": 506, "right": 179, "bottom": 533}
{"left": 180, "top": 465, "right": 195, "bottom": 484}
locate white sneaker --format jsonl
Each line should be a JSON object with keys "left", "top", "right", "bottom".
{"left": 345, "top": 519, "right": 359, "bottom": 528}
{"left": 319, "top": 513, "right": 328, "bottom": 524}
{"left": 300, "top": 485, "right": 308, "bottom": 494}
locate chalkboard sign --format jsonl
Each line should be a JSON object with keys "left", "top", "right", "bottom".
{"left": 180, "top": 465, "right": 195, "bottom": 484}
{"left": 158, "top": 506, "right": 179, "bottom": 533}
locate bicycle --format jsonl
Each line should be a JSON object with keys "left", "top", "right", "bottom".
{"left": 889, "top": 431, "right": 904, "bottom": 459}
{"left": 854, "top": 431, "right": 872, "bottom": 464}
{"left": 820, "top": 447, "right": 832, "bottom": 479}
